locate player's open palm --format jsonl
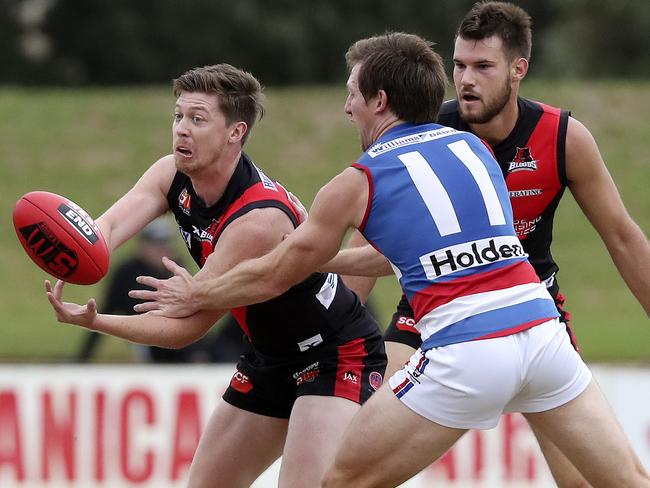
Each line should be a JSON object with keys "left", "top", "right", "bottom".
{"left": 131, "top": 257, "right": 199, "bottom": 318}
{"left": 45, "top": 279, "right": 98, "bottom": 328}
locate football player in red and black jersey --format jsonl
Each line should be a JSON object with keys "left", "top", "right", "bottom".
{"left": 44, "top": 64, "right": 386, "bottom": 488}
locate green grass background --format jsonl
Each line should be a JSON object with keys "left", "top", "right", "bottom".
{"left": 1, "top": 81, "right": 648, "bottom": 362}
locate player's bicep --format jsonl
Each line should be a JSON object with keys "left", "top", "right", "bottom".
{"left": 197, "top": 207, "right": 293, "bottom": 280}
{"left": 98, "top": 155, "right": 176, "bottom": 251}
{"left": 566, "top": 118, "right": 632, "bottom": 236}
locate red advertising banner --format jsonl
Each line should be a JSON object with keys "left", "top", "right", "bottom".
{"left": 0, "top": 365, "right": 648, "bottom": 487}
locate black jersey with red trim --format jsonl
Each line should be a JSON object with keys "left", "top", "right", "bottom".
{"left": 439, "top": 97, "right": 570, "bottom": 296}
{"left": 167, "top": 153, "right": 369, "bottom": 357}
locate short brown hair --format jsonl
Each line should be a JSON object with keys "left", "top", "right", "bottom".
{"left": 173, "top": 64, "right": 265, "bottom": 144}
{"left": 345, "top": 32, "right": 448, "bottom": 124}
{"left": 458, "top": 2, "right": 532, "bottom": 61}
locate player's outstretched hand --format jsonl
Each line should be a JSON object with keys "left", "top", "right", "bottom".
{"left": 130, "top": 257, "right": 199, "bottom": 318}
{"left": 45, "top": 279, "right": 98, "bottom": 329}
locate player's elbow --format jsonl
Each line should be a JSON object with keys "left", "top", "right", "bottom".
{"left": 604, "top": 220, "right": 647, "bottom": 254}
{"left": 160, "top": 328, "right": 207, "bottom": 350}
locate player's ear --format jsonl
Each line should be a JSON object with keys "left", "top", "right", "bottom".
{"left": 229, "top": 121, "right": 248, "bottom": 144}
{"left": 375, "top": 89, "right": 389, "bottom": 113}
{"left": 511, "top": 57, "right": 528, "bottom": 82}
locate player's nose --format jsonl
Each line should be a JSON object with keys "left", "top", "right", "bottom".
{"left": 459, "top": 68, "right": 476, "bottom": 87}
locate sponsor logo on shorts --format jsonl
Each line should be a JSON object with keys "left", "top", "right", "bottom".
{"left": 230, "top": 369, "right": 253, "bottom": 394}
{"left": 297, "top": 333, "right": 323, "bottom": 352}
{"left": 369, "top": 371, "right": 383, "bottom": 391}
{"left": 392, "top": 377, "right": 414, "bottom": 399}
{"left": 343, "top": 371, "right": 359, "bottom": 384}
{"left": 58, "top": 203, "right": 100, "bottom": 244}
{"left": 420, "top": 235, "right": 527, "bottom": 279}
{"left": 509, "top": 188, "right": 542, "bottom": 198}
{"left": 406, "top": 352, "right": 429, "bottom": 384}
{"left": 293, "top": 362, "right": 320, "bottom": 386}
{"left": 19, "top": 222, "right": 78, "bottom": 278}
{"left": 508, "top": 147, "right": 538, "bottom": 172}
{"left": 395, "top": 316, "right": 418, "bottom": 333}
{"left": 178, "top": 188, "right": 191, "bottom": 215}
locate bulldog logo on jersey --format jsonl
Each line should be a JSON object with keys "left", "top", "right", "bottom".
{"left": 508, "top": 147, "right": 538, "bottom": 172}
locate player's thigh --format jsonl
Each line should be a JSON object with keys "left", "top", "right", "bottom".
{"left": 279, "top": 395, "right": 359, "bottom": 487}
{"left": 524, "top": 380, "right": 650, "bottom": 487}
{"left": 187, "top": 399, "right": 288, "bottom": 488}
{"left": 385, "top": 340, "right": 417, "bottom": 379}
{"left": 323, "top": 385, "right": 466, "bottom": 488}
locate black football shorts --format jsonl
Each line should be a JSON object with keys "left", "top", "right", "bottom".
{"left": 223, "top": 317, "right": 387, "bottom": 418}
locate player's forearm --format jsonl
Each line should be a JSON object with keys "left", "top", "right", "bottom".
{"left": 321, "top": 245, "right": 392, "bottom": 277}
{"left": 192, "top": 256, "right": 290, "bottom": 311}
{"left": 89, "top": 312, "right": 209, "bottom": 349}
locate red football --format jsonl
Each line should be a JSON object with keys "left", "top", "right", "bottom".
{"left": 13, "top": 191, "right": 110, "bottom": 285}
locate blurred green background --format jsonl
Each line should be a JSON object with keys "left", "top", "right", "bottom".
{"left": 0, "top": 1, "right": 648, "bottom": 362}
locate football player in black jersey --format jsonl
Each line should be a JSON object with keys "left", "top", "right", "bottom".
{"left": 44, "top": 64, "right": 386, "bottom": 488}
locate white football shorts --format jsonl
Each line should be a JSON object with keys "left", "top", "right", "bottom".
{"left": 388, "top": 318, "right": 592, "bottom": 429}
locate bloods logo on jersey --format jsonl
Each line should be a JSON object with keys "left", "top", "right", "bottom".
{"left": 508, "top": 147, "right": 538, "bottom": 172}
{"left": 178, "top": 188, "right": 191, "bottom": 215}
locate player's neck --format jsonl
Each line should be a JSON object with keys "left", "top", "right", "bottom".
{"left": 191, "top": 150, "right": 242, "bottom": 207}
{"left": 372, "top": 115, "right": 402, "bottom": 143}
{"left": 468, "top": 96, "right": 519, "bottom": 146}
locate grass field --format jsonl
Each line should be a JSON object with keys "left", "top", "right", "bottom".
{"left": 1, "top": 80, "right": 648, "bottom": 362}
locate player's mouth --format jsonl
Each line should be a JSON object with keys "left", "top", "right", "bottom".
{"left": 461, "top": 93, "right": 481, "bottom": 103}
{"left": 175, "top": 146, "right": 193, "bottom": 158}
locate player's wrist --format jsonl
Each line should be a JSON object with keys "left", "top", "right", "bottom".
{"left": 189, "top": 279, "right": 209, "bottom": 312}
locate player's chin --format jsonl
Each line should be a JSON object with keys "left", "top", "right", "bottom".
{"left": 459, "top": 107, "right": 488, "bottom": 125}
{"left": 174, "top": 150, "right": 196, "bottom": 164}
